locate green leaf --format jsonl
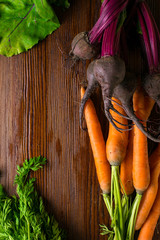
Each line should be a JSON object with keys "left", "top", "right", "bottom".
{"left": 0, "top": 0, "right": 60, "bottom": 57}
{"left": 50, "top": 0, "right": 70, "bottom": 8}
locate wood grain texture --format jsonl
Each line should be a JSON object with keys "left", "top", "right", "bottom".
{"left": 0, "top": 0, "right": 159, "bottom": 239}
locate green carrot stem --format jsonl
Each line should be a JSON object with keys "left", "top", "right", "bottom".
{"left": 110, "top": 166, "right": 124, "bottom": 240}
{"left": 111, "top": 167, "right": 114, "bottom": 218}
{"left": 126, "top": 193, "right": 142, "bottom": 240}
{"left": 102, "top": 193, "right": 122, "bottom": 240}
{"left": 113, "top": 166, "right": 124, "bottom": 239}
{"left": 114, "top": 225, "right": 122, "bottom": 240}
{"left": 122, "top": 195, "right": 128, "bottom": 220}
{"left": 103, "top": 193, "right": 112, "bottom": 219}
{"left": 26, "top": 218, "right": 31, "bottom": 240}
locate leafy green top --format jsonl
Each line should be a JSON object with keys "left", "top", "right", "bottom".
{"left": 0, "top": 156, "right": 65, "bottom": 240}
{"left": 0, "top": 0, "right": 69, "bottom": 57}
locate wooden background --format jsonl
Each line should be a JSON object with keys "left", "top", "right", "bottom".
{"left": 0, "top": 0, "right": 159, "bottom": 239}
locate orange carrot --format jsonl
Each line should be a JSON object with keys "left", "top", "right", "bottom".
{"left": 132, "top": 123, "right": 150, "bottom": 194}
{"left": 120, "top": 87, "right": 154, "bottom": 196}
{"left": 135, "top": 144, "right": 160, "bottom": 230}
{"left": 106, "top": 97, "right": 129, "bottom": 166}
{"left": 126, "top": 88, "right": 154, "bottom": 240}
{"left": 120, "top": 129, "right": 134, "bottom": 196}
{"left": 105, "top": 98, "right": 129, "bottom": 239}
{"left": 133, "top": 87, "right": 155, "bottom": 121}
{"left": 132, "top": 88, "right": 154, "bottom": 194}
{"left": 81, "top": 87, "right": 111, "bottom": 193}
{"left": 138, "top": 178, "right": 160, "bottom": 240}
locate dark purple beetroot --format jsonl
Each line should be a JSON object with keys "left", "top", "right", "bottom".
{"left": 143, "top": 73, "right": 160, "bottom": 107}
{"left": 93, "top": 56, "right": 126, "bottom": 98}
{"left": 70, "top": 32, "right": 99, "bottom": 60}
{"left": 113, "top": 72, "right": 137, "bottom": 104}
{"left": 93, "top": 56, "right": 130, "bottom": 130}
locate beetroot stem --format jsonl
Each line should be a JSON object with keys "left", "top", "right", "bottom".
{"left": 101, "top": 19, "right": 119, "bottom": 56}
{"left": 89, "top": 0, "right": 128, "bottom": 44}
{"left": 137, "top": 8, "right": 154, "bottom": 73}
{"left": 141, "top": 2, "right": 158, "bottom": 68}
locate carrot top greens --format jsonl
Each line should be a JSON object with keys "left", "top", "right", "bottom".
{"left": 0, "top": 156, "right": 65, "bottom": 240}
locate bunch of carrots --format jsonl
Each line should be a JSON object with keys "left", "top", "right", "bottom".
{"left": 81, "top": 86, "right": 160, "bottom": 240}
{"left": 70, "top": 0, "right": 160, "bottom": 239}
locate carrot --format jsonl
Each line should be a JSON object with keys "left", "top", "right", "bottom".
{"left": 132, "top": 122, "right": 150, "bottom": 194}
{"left": 132, "top": 87, "right": 154, "bottom": 194}
{"left": 126, "top": 88, "right": 153, "bottom": 240}
{"left": 105, "top": 97, "right": 129, "bottom": 239}
{"left": 135, "top": 144, "right": 160, "bottom": 230}
{"left": 120, "top": 129, "right": 134, "bottom": 196}
{"left": 106, "top": 97, "right": 129, "bottom": 166}
{"left": 81, "top": 87, "right": 111, "bottom": 194}
{"left": 133, "top": 86, "right": 155, "bottom": 121}
{"left": 138, "top": 178, "right": 160, "bottom": 240}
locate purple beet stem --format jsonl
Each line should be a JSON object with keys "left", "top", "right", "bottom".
{"left": 141, "top": 2, "right": 158, "bottom": 68}
{"left": 137, "top": 8, "right": 154, "bottom": 72}
{"left": 101, "top": 18, "right": 119, "bottom": 56}
{"left": 89, "top": 0, "right": 128, "bottom": 44}
{"left": 138, "top": 1, "right": 160, "bottom": 72}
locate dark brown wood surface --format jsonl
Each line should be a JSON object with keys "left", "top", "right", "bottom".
{"left": 0, "top": 0, "right": 159, "bottom": 239}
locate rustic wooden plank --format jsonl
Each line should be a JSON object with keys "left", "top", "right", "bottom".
{"left": 0, "top": 0, "right": 159, "bottom": 240}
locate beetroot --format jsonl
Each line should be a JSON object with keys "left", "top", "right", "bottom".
{"left": 93, "top": 56, "right": 130, "bottom": 131}
{"left": 69, "top": 32, "right": 99, "bottom": 60}
{"left": 113, "top": 72, "right": 137, "bottom": 105}
{"left": 93, "top": 56, "right": 125, "bottom": 96}
{"left": 143, "top": 73, "right": 160, "bottom": 107}
{"left": 79, "top": 58, "right": 129, "bottom": 131}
